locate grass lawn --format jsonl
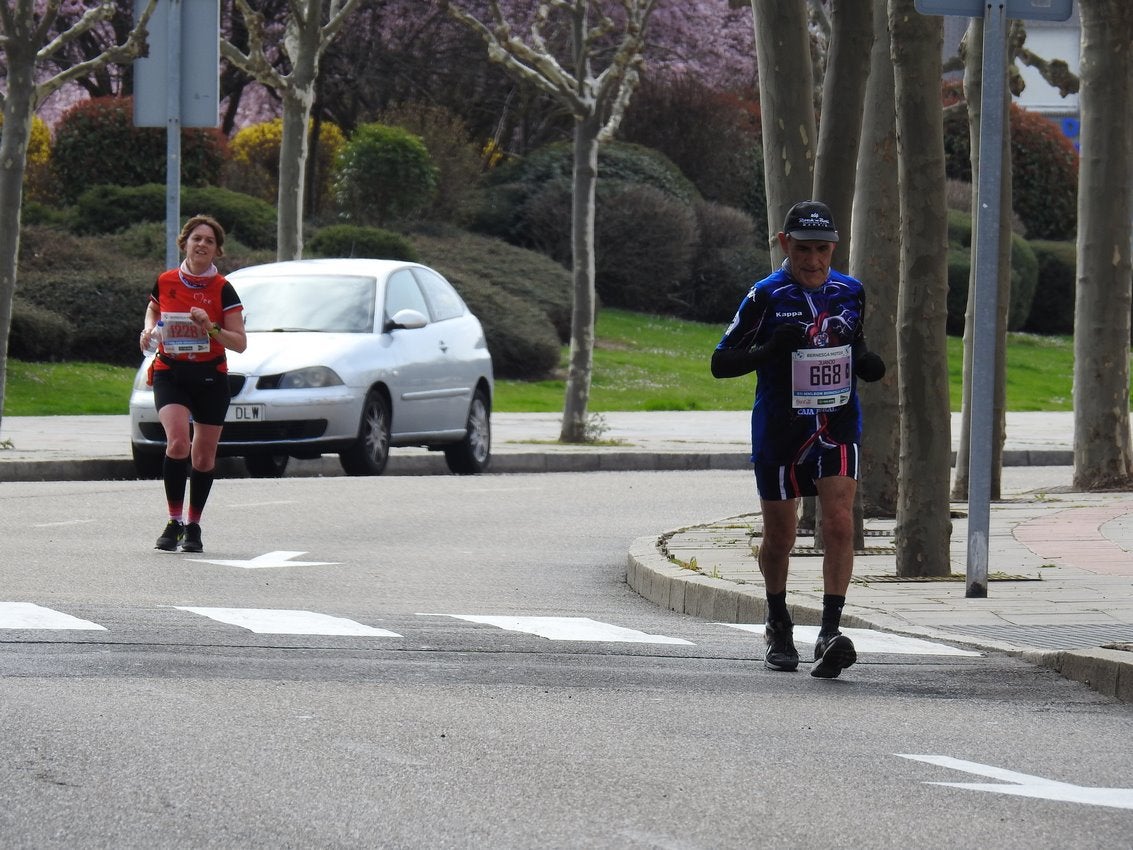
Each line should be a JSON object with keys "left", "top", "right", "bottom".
{"left": 2, "top": 309, "right": 1078, "bottom": 416}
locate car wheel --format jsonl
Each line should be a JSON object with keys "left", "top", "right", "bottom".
{"left": 444, "top": 388, "right": 491, "bottom": 475}
{"left": 132, "top": 445, "right": 165, "bottom": 479}
{"left": 244, "top": 454, "right": 290, "bottom": 478}
{"left": 339, "top": 389, "right": 391, "bottom": 476}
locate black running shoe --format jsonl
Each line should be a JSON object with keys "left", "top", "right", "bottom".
{"left": 811, "top": 632, "right": 857, "bottom": 679}
{"left": 764, "top": 620, "right": 799, "bottom": 671}
{"left": 181, "top": 522, "right": 203, "bottom": 553}
{"left": 155, "top": 519, "right": 184, "bottom": 551}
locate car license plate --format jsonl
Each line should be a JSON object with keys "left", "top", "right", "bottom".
{"left": 227, "top": 404, "right": 265, "bottom": 422}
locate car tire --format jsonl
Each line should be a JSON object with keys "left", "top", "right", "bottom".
{"left": 132, "top": 445, "right": 165, "bottom": 479}
{"left": 444, "top": 388, "right": 491, "bottom": 475}
{"left": 339, "top": 389, "right": 391, "bottom": 476}
{"left": 245, "top": 454, "right": 289, "bottom": 478}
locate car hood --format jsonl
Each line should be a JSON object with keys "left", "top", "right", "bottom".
{"left": 227, "top": 332, "right": 379, "bottom": 377}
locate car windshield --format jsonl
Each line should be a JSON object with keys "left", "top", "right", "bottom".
{"left": 237, "top": 274, "right": 377, "bottom": 333}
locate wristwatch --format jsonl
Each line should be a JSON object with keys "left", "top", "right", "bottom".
{"left": 207, "top": 324, "right": 220, "bottom": 338}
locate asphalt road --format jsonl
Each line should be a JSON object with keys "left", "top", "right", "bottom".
{"left": 2, "top": 471, "right": 1131, "bottom": 849}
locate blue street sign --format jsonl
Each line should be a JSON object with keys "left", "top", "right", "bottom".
{"left": 914, "top": 0, "right": 1073, "bottom": 21}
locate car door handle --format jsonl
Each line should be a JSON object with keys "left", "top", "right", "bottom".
{"left": 438, "top": 340, "right": 448, "bottom": 353}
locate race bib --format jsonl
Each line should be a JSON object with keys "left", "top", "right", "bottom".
{"left": 160, "top": 311, "right": 211, "bottom": 354}
{"left": 791, "top": 344, "right": 852, "bottom": 409}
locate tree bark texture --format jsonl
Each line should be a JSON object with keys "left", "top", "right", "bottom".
{"left": 851, "top": 0, "right": 900, "bottom": 518}
{"left": 751, "top": 0, "right": 816, "bottom": 264}
{"left": 1072, "top": 0, "right": 1133, "bottom": 490}
{"left": 889, "top": 0, "right": 953, "bottom": 577}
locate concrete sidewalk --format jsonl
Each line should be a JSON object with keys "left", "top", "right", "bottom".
{"left": 2, "top": 410, "right": 1131, "bottom": 702}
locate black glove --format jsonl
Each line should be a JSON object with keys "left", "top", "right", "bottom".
{"left": 855, "top": 350, "right": 886, "bottom": 382}
{"left": 760, "top": 322, "right": 807, "bottom": 355}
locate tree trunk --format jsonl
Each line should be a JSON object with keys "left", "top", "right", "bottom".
{"left": 1072, "top": 0, "right": 1133, "bottom": 490}
{"left": 275, "top": 4, "right": 322, "bottom": 261}
{"left": 811, "top": 0, "right": 873, "bottom": 548}
{"left": 560, "top": 114, "right": 601, "bottom": 443}
{"left": 889, "top": 0, "right": 953, "bottom": 577}
{"left": 0, "top": 35, "right": 36, "bottom": 427}
{"left": 851, "top": 0, "right": 900, "bottom": 518}
{"left": 951, "top": 18, "right": 1009, "bottom": 502}
{"left": 751, "top": 0, "right": 816, "bottom": 263}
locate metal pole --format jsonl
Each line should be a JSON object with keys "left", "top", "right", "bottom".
{"left": 965, "top": 2, "right": 1007, "bottom": 598}
{"left": 165, "top": 0, "right": 182, "bottom": 269}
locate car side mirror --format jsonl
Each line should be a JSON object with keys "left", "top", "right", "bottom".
{"left": 384, "top": 308, "right": 428, "bottom": 332}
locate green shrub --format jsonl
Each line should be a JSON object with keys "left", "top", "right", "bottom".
{"left": 50, "top": 96, "right": 226, "bottom": 203}
{"left": 333, "top": 123, "right": 438, "bottom": 226}
{"left": 474, "top": 140, "right": 700, "bottom": 245}
{"left": 69, "top": 184, "right": 277, "bottom": 250}
{"left": 945, "top": 210, "right": 1040, "bottom": 335}
{"left": 411, "top": 229, "right": 572, "bottom": 343}
{"left": 224, "top": 118, "right": 345, "bottom": 215}
{"left": 15, "top": 266, "right": 152, "bottom": 367}
{"left": 620, "top": 77, "right": 767, "bottom": 234}
{"left": 943, "top": 97, "right": 1078, "bottom": 240}
{"left": 377, "top": 102, "right": 484, "bottom": 226}
{"left": 595, "top": 184, "right": 697, "bottom": 311}
{"left": 1024, "top": 240, "right": 1076, "bottom": 334}
{"left": 678, "top": 201, "right": 767, "bottom": 323}
{"left": 309, "top": 224, "right": 418, "bottom": 260}
{"left": 8, "top": 299, "right": 74, "bottom": 361}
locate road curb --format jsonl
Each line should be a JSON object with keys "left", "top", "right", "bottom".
{"left": 627, "top": 530, "right": 1133, "bottom": 704}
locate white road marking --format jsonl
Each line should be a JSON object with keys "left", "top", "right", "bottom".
{"left": 175, "top": 607, "right": 401, "bottom": 636}
{"left": 898, "top": 754, "right": 1133, "bottom": 811}
{"left": 31, "top": 519, "right": 97, "bottom": 528}
{"left": 185, "top": 551, "right": 340, "bottom": 569}
{"left": 0, "top": 602, "right": 106, "bottom": 630}
{"left": 422, "top": 614, "right": 694, "bottom": 644}
{"left": 719, "top": 624, "right": 981, "bottom": 656}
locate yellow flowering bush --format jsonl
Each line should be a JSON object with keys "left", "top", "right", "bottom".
{"left": 225, "top": 118, "right": 345, "bottom": 214}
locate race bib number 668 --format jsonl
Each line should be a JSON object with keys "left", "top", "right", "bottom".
{"left": 791, "top": 344, "right": 852, "bottom": 409}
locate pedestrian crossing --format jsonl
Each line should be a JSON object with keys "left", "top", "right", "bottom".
{"left": 0, "top": 601, "right": 980, "bottom": 655}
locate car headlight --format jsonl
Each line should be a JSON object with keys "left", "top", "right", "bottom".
{"left": 258, "top": 366, "right": 344, "bottom": 390}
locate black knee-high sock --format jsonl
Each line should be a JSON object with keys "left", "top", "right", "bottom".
{"left": 188, "top": 467, "right": 215, "bottom": 524}
{"left": 767, "top": 590, "right": 790, "bottom": 625}
{"left": 163, "top": 455, "right": 189, "bottom": 520}
{"left": 821, "top": 594, "right": 846, "bottom": 636}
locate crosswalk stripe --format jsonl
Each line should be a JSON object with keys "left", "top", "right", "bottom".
{"left": 0, "top": 601, "right": 107, "bottom": 631}
{"left": 174, "top": 607, "right": 402, "bottom": 637}
{"left": 424, "top": 614, "right": 695, "bottom": 644}
{"left": 718, "top": 623, "right": 981, "bottom": 656}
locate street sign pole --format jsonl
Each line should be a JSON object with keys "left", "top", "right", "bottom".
{"left": 964, "top": 3, "right": 1008, "bottom": 598}
{"left": 164, "top": 0, "right": 183, "bottom": 270}
{"left": 133, "top": 0, "right": 219, "bottom": 267}
{"left": 914, "top": 0, "right": 1073, "bottom": 597}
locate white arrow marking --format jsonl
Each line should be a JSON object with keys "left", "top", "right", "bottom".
{"left": 721, "top": 624, "right": 981, "bottom": 656}
{"left": 185, "top": 551, "right": 339, "bottom": 569}
{"left": 898, "top": 754, "right": 1133, "bottom": 810}
{"left": 0, "top": 601, "right": 106, "bottom": 630}
{"left": 175, "top": 607, "right": 400, "bottom": 636}
{"left": 421, "top": 614, "right": 693, "bottom": 644}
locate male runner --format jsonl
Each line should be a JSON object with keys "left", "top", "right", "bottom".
{"left": 711, "top": 200, "right": 885, "bottom": 678}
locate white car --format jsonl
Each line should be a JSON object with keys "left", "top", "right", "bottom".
{"left": 129, "top": 258, "right": 493, "bottom": 478}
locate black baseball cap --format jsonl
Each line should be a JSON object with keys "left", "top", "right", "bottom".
{"left": 783, "top": 200, "right": 839, "bottom": 242}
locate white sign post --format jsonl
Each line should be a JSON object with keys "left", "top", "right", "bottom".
{"left": 133, "top": 0, "right": 220, "bottom": 268}
{"left": 914, "top": 0, "right": 1073, "bottom": 597}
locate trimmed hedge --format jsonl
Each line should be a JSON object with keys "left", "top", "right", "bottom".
{"left": 945, "top": 210, "right": 1040, "bottom": 335}
{"left": 70, "top": 184, "right": 277, "bottom": 250}
{"left": 1023, "top": 240, "right": 1076, "bottom": 334}
{"left": 411, "top": 229, "right": 572, "bottom": 343}
{"left": 308, "top": 225, "right": 418, "bottom": 261}
{"left": 51, "top": 96, "right": 226, "bottom": 204}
